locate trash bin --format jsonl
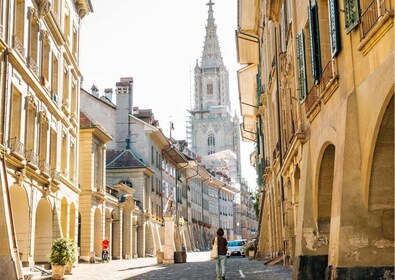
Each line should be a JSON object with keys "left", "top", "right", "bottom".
{"left": 156, "top": 251, "right": 164, "bottom": 264}
{"left": 174, "top": 251, "right": 187, "bottom": 263}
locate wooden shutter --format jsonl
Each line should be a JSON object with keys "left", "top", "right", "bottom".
{"left": 343, "top": 0, "right": 360, "bottom": 33}
{"left": 329, "top": 0, "right": 341, "bottom": 57}
{"left": 296, "top": 32, "right": 307, "bottom": 101}
{"left": 308, "top": 0, "right": 322, "bottom": 84}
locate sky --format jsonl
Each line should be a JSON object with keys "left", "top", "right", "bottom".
{"left": 79, "top": 0, "right": 257, "bottom": 190}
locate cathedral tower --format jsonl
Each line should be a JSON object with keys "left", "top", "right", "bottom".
{"left": 187, "top": 0, "right": 241, "bottom": 179}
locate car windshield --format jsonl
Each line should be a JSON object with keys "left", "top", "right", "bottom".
{"left": 228, "top": 241, "right": 243, "bottom": 247}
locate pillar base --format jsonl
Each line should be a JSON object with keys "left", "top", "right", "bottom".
{"left": 293, "top": 255, "right": 328, "bottom": 280}
{"left": 327, "top": 266, "right": 394, "bottom": 280}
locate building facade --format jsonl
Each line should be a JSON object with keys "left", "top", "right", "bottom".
{"left": 0, "top": 0, "right": 92, "bottom": 278}
{"left": 237, "top": 0, "right": 394, "bottom": 279}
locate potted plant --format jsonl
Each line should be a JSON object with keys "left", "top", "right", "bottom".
{"left": 49, "top": 238, "right": 74, "bottom": 279}
{"left": 245, "top": 244, "right": 255, "bottom": 260}
{"left": 64, "top": 240, "right": 77, "bottom": 275}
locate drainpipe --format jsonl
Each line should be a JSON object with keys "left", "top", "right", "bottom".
{"left": 274, "top": 25, "right": 286, "bottom": 257}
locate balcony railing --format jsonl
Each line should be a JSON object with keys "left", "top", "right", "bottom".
{"left": 305, "top": 86, "right": 319, "bottom": 113}
{"left": 321, "top": 60, "right": 336, "bottom": 90}
{"left": 359, "top": 0, "right": 387, "bottom": 39}
{"left": 106, "top": 186, "right": 119, "bottom": 198}
{"left": 12, "top": 35, "right": 26, "bottom": 60}
{"left": 8, "top": 137, "right": 25, "bottom": 158}
{"left": 26, "top": 149, "right": 39, "bottom": 166}
{"left": 27, "top": 56, "right": 39, "bottom": 77}
{"left": 51, "top": 168, "right": 61, "bottom": 182}
{"left": 39, "top": 160, "right": 51, "bottom": 176}
{"left": 0, "top": 24, "right": 3, "bottom": 39}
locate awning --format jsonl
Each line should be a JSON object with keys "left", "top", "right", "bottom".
{"left": 238, "top": 0, "right": 260, "bottom": 32}
{"left": 236, "top": 31, "right": 259, "bottom": 65}
{"left": 238, "top": 64, "right": 258, "bottom": 142}
{"left": 240, "top": 121, "right": 256, "bottom": 142}
{"left": 238, "top": 64, "right": 258, "bottom": 116}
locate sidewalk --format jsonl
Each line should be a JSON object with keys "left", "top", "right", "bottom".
{"left": 65, "top": 256, "right": 160, "bottom": 280}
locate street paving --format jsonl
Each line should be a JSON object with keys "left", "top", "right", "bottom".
{"left": 65, "top": 251, "right": 292, "bottom": 280}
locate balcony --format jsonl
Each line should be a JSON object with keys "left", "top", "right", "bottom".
{"left": 39, "top": 160, "right": 51, "bottom": 177}
{"left": 51, "top": 168, "right": 61, "bottom": 183}
{"left": 27, "top": 56, "right": 39, "bottom": 78}
{"left": 26, "top": 149, "right": 39, "bottom": 168}
{"left": 12, "top": 35, "right": 26, "bottom": 61}
{"left": 7, "top": 137, "right": 25, "bottom": 159}
{"left": 360, "top": 0, "right": 388, "bottom": 40}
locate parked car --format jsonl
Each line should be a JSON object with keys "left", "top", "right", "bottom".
{"left": 226, "top": 240, "right": 246, "bottom": 257}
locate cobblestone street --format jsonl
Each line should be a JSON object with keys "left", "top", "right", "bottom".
{"left": 65, "top": 252, "right": 292, "bottom": 280}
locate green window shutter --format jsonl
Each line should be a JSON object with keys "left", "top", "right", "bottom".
{"left": 343, "top": 0, "right": 360, "bottom": 33}
{"left": 296, "top": 31, "right": 307, "bottom": 101}
{"left": 308, "top": 1, "right": 322, "bottom": 85}
{"left": 329, "top": 0, "right": 341, "bottom": 57}
{"left": 256, "top": 122, "right": 261, "bottom": 155}
{"left": 257, "top": 161, "right": 263, "bottom": 186}
{"left": 256, "top": 70, "right": 261, "bottom": 98}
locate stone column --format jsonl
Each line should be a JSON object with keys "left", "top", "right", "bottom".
{"left": 163, "top": 216, "right": 175, "bottom": 264}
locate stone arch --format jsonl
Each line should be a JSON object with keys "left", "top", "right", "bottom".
{"left": 10, "top": 184, "right": 29, "bottom": 262}
{"left": 34, "top": 198, "right": 52, "bottom": 262}
{"left": 317, "top": 144, "right": 336, "bottom": 250}
{"left": 69, "top": 203, "right": 76, "bottom": 241}
{"left": 368, "top": 95, "right": 394, "bottom": 241}
{"left": 94, "top": 207, "right": 102, "bottom": 257}
{"left": 60, "top": 197, "right": 68, "bottom": 238}
{"left": 111, "top": 210, "right": 120, "bottom": 259}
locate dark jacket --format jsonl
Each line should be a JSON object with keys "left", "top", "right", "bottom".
{"left": 213, "top": 235, "right": 228, "bottom": 256}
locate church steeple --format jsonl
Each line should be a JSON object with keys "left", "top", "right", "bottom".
{"left": 201, "top": 0, "right": 223, "bottom": 69}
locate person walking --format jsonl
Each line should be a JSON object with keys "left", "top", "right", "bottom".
{"left": 213, "top": 228, "right": 228, "bottom": 280}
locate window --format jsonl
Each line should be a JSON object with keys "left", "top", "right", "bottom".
{"left": 41, "top": 32, "right": 50, "bottom": 90}
{"left": 207, "top": 81, "right": 213, "bottom": 95}
{"left": 61, "top": 131, "right": 67, "bottom": 176}
{"left": 51, "top": 54, "right": 59, "bottom": 98}
{"left": 343, "top": 0, "right": 360, "bottom": 33}
{"left": 25, "top": 94, "right": 37, "bottom": 155}
{"left": 28, "top": 7, "right": 39, "bottom": 76}
{"left": 207, "top": 133, "right": 215, "bottom": 155}
{"left": 62, "top": 66, "right": 70, "bottom": 113}
{"left": 296, "top": 32, "right": 307, "bottom": 101}
{"left": 14, "top": 0, "right": 25, "bottom": 45}
{"left": 308, "top": 0, "right": 322, "bottom": 84}
{"left": 10, "top": 87, "right": 22, "bottom": 140}
{"left": 64, "top": 6, "right": 70, "bottom": 43}
{"left": 50, "top": 128, "right": 57, "bottom": 170}
{"left": 71, "top": 79, "right": 77, "bottom": 118}
{"left": 329, "top": 0, "right": 341, "bottom": 57}
{"left": 70, "top": 140, "right": 75, "bottom": 181}
{"left": 38, "top": 110, "right": 48, "bottom": 164}
{"left": 72, "top": 25, "right": 78, "bottom": 58}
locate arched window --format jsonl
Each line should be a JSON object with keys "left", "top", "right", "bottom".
{"left": 207, "top": 81, "right": 213, "bottom": 95}
{"left": 208, "top": 134, "right": 215, "bottom": 155}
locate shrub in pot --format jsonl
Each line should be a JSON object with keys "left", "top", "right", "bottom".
{"left": 245, "top": 245, "right": 255, "bottom": 260}
{"left": 49, "top": 238, "right": 74, "bottom": 279}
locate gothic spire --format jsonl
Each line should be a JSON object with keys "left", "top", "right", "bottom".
{"left": 201, "top": 0, "right": 224, "bottom": 69}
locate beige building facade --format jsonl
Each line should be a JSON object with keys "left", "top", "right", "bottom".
{"left": 237, "top": 0, "right": 393, "bottom": 279}
{"left": 0, "top": 0, "right": 92, "bottom": 278}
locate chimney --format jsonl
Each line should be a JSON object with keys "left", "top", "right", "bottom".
{"left": 115, "top": 77, "right": 134, "bottom": 149}
{"left": 91, "top": 84, "right": 99, "bottom": 97}
{"left": 104, "top": 88, "right": 113, "bottom": 102}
